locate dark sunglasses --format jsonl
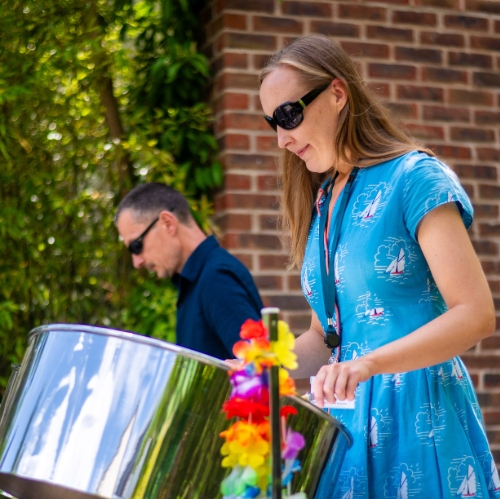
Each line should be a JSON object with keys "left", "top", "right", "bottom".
{"left": 128, "top": 216, "right": 159, "bottom": 255}
{"left": 264, "top": 83, "right": 330, "bottom": 131}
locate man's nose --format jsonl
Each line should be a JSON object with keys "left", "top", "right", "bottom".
{"left": 132, "top": 254, "right": 145, "bottom": 269}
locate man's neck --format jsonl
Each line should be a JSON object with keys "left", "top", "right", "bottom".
{"left": 177, "top": 223, "right": 207, "bottom": 273}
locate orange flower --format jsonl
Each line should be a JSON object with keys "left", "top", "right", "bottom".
{"left": 240, "top": 319, "right": 268, "bottom": 340}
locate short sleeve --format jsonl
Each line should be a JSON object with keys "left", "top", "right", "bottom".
{"left": 403, "top": 154, "right": 473, "bottom": 241}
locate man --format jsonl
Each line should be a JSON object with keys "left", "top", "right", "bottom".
{"left": 116, "top": 182, "right": 263, "bottom": 360}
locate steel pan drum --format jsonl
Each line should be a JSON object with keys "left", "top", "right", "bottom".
{"left": 0, "top": 324, "right": 350, "bottom": 499}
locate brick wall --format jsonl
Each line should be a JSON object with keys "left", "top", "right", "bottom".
{"left": 200, "top": 0, "right": 500, "bottom": 458}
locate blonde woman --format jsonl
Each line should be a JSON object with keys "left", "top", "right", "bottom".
{"left": 259, "top": 34, "right": 497, "bottom": 498}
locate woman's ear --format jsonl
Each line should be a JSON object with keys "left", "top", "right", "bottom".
{"left": 330, "top": 78, "right": 348, "bottom": 113}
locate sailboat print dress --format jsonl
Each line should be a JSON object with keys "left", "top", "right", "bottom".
{"left": 300, "top": 151, "right": 500, "bottom": 498}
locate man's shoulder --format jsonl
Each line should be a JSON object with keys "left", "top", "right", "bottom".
{"left": 201, "top": 245, "right": 251, "bottom": 278}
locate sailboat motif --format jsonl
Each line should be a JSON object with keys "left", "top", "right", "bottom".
{"left": 438, "top": 366, "right": 444, "bottom": 377}
{"left": 457, "top": 465, "right": 476, "bottom": 497}
{"left": 360, "top": 191, "right": 382, "bottom": 219}
{"left": 392, "top": 373, "right": 402, "bottom": 385}
{"left": 302, "top": 272, "right": 313, "bottom": 297}
{"left": 448, "top": 192, "right": 454, "bottom": 203}
{"left": 451, "top": 358, "right": 464, "bottom": 380}
{"left": 386, "top": 248, "right": 405, "bottom": 275}
{"left": 369, "top": 416, "right": 378, "bottom": 448}
{"left": 396, "top": 471, "right": 408, "bottom": 499}
{"left": 341, "top": 477, "right": 354, "bottom": 499}
{"left": 334, "top": 253, "right": 340, "bottom": 284}
{"left": 352, "top": 350, "right": 358, "bottom": 361}
{"left": 489, "top": 459, "right": 500, "bottom": 491}
{"left": 428, "top": 428, "right": 434, "bottom": 438}
{"left": 365, "top": 307, "right": 384, "bottom": 317}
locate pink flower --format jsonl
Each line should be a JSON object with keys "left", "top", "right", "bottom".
{"left": 282, "top": 430, "right": 305, "bottom": 460}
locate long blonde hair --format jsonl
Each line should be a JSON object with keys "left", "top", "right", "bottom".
{"left": 259, "top": 35, "right": 433, "bottom": 269}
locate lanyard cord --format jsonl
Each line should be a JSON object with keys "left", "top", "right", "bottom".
{"left": 318, "top": 167, "right": 359, "bottom": 357}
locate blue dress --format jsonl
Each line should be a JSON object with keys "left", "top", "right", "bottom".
{"left": 301, "top": 151, "right": 500, "bottom": 498}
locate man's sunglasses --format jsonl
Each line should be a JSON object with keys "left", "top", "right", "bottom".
{"left": 264, "top": 83, "right": 330, "bottom": 132}
{"left": 128, "top": 216, "right": 159, "bottom": 255}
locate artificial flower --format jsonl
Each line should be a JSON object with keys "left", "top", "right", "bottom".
{"left": 223, "top": 398, "right": 269, "bottom": 422}
{"left": 282, "top": 430, "right": 305, "bottom": 461}
{"left": 279, "top": 368, "right": 297, "bottom": 396}
{"left": 271, "top": 321, "right": 298, "bottom": 370}
{"left": 240, "top": 319, "right": 268, "bottom": 340}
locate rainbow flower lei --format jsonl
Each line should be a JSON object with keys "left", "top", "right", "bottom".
{"left": 220, "top": 319, "right": 306, "bottom": 499}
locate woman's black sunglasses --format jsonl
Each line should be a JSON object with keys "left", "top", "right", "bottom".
{"left": 264, "top": 83, "right": 330, "bottom": 132}
{"left": 128, "top": 216, "right": 159, "bottom": 255}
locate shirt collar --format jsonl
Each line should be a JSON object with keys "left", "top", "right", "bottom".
{"left": 177, "top": 235, "right": 219, "bottom": 283}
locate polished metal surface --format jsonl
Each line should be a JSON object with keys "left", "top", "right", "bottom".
{"left": 0, "top": 324, "right": 350, "bottom": 499}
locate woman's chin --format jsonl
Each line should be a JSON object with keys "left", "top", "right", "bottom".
{"left": 304, "top": 161, "right": 330, "bottom": 174}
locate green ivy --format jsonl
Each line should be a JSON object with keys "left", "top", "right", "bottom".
{"left": 0, "top": 0, "right": 220, "bottom": 390}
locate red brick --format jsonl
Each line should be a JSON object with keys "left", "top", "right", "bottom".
{"left": 473, "top": 72, "right": 500, "bottom": 88}
{"left": 448, "top": 51, "right": 493, "bottom": 69}
{"left": 287, "top": 274, "right": 302, "bottom": 291}
{"left": 364, "top": 0, "right": 408, "bottom": 4}
{"left": 218, "top": 133, "right": 250, "bottom": 150}
{"left": 338, "top": 4, "right": 387, "bottom": 21}
{"left": 259, "top": 214, "right": 279, "bottom": 230}
{"left": 224, "top": 173, "right": 252, "bottom": 190}
{"left": 478, "top": 148, "right": 500, "bottom": 162}
{"left": 397, "top": 85, "right": 444, "bottom": 102}
{"left": 450, "top": 127, "right": 495, "bottom": 142}
{"left": 483, "top": 411, "right": 500, "bottom": 425}
{"left": 471, "top": 36, "right": 500, "bottom": 52}
{"left": 422, "top": 67, "right": 467, "bottom": 84}
{"left": 385, "top": 102, "right": 418, "bottom": 120}
{"left": 465, "top": 0, "right": 500, "bottom": 14}
{"left": 341, "top": 42, "right": 390, "bottom": 59}
{"left": 462, "top": 354, "right": 500, "bottom": 369}
{"left": 405, "top": 124, "right": 445, "bottom": 141}
{"left": 420, "top": 32, "right": 465, "bottom": 48}
{"left": 230, "top": 252, "right": 253, "bottom": 269}
{"left": 496, "top": 20, "right": 500, "bottom": 33}
{"left": 485, "top": 374, "right": 500, "bottom": 389}
{"left": 215, "top": 0, "right": 273, "bottom": 13}
{"left": 479, "top": 224, "right": 500, "bottom": 237}
{"left": 259, "top": 254, "right": 288, "bottom": 270}
{"left": 423, "top": 105, "right": 470, "bottom": 122}
{"left": 257, "top": 174, "right": 279, "bottom": 191}
{"left": 311, "top": 21, "right": 360, "bottom": 38}
{"left": 287, "top": 313, "right": 311, "bottom": 332}
{"left": 211, "top": 13, "right": 247, "bottom": 35}
{"left": 393, "top": 10, "right": 437, "bottom": 25}
{"left": 366, "top": 25, "right": 413, "bottom": 42}
{"left": 473, "top": 203, "right": 500, "bottom": 217}
{"left": 427, "top": 144, "right": 472, "bottom": 160}
{"left": 415, "top": 0, "right": 459, "bottom": 7}
{"left": 481, "top": 261, "right": 500, "bottom": 274}
{"left": 367, "top": 82, "right": 390, "bottom": 98}
{"left": 369, "top": 63, "right": 416, "bottom": 80}
{"left": 256, "top": 135, "right": 278, "bottom": 152}
{"left": 253, "top": 54, "right": 272, "bottom": 72}
{"left": 216, "top": 73, "right": 259, "bottom": 92}
{"left": 253, "top": 16, "right": 303, "bottom": 34}
{"left": 473, "top": 240, "right": 499, "bottom": 255}
{"left": 479, "top": 184, "right": 500, "bottom": 199}
{"left": 218, "top": 193, "right": 277, "bottom": 211}
{"left": 454, "top": 165, "right": 498, "bottom": 180}
{"left": 214, "top": 93, "right": 249, "bottom": 113}
{"left": 237, "top": 233, "right": 282, "bottom": 250}
{"left": 212, "top": 53, "right": 248, "bottom": 75}
{"left": 254, "top": 275, "right": 283, "bottom": 290}
{"left": 219, "top": 112, "right": 270, "bottom": 132}
{"left": 216, "top": 213, "right": 252, "bottom": 231}
{"left": 487, "top": 279, "right": 500, "bottom": 293}
{"left": 217, "top": 32, "right": 277, "bottom": 52}
{"left": 449, "top": 89, "right": 493, "bottom": 107}
{"left": 282, "top": 1, "right": 332, "bottom": 17}
{"left": 395, "top": 46, "right": 442, "bottom": 64}
{"left": 264, "top": 294, "right": 309, "bottom": 311}
{"left": 444, "top": 14, "right": 489, "bottom": 31}
{"left": 221, "top": 153, "right": 277, "bottom": 171}
{"left": 476, "top": 111, "right": 500, "bottom": 126}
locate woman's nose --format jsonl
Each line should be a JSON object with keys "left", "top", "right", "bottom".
{"left": 276, "top": 126, "right": 291, "bottom": 149}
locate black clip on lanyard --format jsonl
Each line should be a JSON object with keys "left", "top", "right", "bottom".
{"left": 318, "top": 167, "right": 359, "bottom": 352}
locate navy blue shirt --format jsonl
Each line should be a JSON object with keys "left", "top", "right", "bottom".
{"left": 172, "top": 236, "right": 263, "bottom": 359}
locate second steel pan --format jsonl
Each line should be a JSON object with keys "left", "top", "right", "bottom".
{"left": 0, "top": 324, "right": 350, "bottom": 499}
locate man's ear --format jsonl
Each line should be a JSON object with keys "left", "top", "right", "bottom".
{"left": 158, "top": 210, "right": 178, "bottom": 235}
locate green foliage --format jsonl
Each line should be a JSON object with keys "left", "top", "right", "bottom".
{"left": 0, "top": 0, "right": 220, "bottom": 389}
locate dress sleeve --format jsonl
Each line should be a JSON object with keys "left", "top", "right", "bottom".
{"left": 403, "top": 154, "right": 473, "bottom": 242}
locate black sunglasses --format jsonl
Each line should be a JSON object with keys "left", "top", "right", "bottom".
{"left": 128, "top": 216, "right": 159, "bottom": 255}
{"left": 264, "top": 83, "right": 330, "bottom": 131}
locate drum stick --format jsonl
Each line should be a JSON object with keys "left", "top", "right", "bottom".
{"left": 262, "top": 307, "right": 282, "bottom": 499}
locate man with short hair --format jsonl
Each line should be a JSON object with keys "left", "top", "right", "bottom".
{"left": 116, "top": 182, "right": 263, "bottom": 359}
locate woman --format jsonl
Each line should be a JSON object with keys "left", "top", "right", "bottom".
{"left": 259, "top": 34, "right": 497, "bottom": 498}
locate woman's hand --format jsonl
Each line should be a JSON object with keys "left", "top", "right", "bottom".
{"left": 312, "top": 358, "right": 374, "bottom": 408}
{"left": 225, "top": 359, "right": 244, "bottom": 371}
